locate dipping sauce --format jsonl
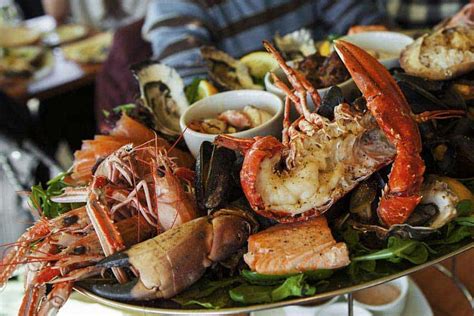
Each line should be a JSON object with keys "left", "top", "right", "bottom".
{"left": 353, "top": 283, "right": 401, "bottom": 305}
{"left": 188, "top": 105, "right": 272, "bottom": 134}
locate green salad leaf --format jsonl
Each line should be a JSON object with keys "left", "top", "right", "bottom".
{"left": 229, "top": 274, "right": 316, "bottom": 304}
{"left": 172, "top": 277, "right": 243, "bottom": 309}
{"left": 352, "top": 236, "right": 430, "bottom": 265}
{"left": 112, "top": 103, "right": 136, "bottom": 114}
{"left": 241, "top": 269, "right": 333, "bottom": 285}
{"left": 30, "top": 171, "right": 80, "bottom": 218}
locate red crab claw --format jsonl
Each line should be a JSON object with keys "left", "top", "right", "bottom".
{"left": 334, "top": 40, "right": 425, "bottom": 227}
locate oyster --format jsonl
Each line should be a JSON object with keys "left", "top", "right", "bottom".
{"left": 420, "top": 175, "right": 459, "bottom": 228}
{"left": 274, "top": 28, "right": 316, "bottom": 61}
{"left": 200, "top": 46, "right": 262, "bottom": 90}
{"left": 132, "top": 62, "right": 189, "bottom": 137}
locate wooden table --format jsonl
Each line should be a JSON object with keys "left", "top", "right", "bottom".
{"left": 412, "top": 248, "right": 473, "bottom": 316}
{"left": 0, "top": 15, "right": 103, "bottom": 103}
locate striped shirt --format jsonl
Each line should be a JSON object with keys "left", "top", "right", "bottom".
{"left": 386, "top": 0, "right": 469, "bottom": 29}
{"left": 142, "top": 0, "right": 385, "bottom": 81}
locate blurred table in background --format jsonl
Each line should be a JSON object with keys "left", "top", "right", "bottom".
{"left": 0, "top": 15, "right": 102, "bottom": 104}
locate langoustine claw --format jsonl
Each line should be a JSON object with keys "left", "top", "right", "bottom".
{"left": 85, "top": 208, "right": 258, "bottom": 301}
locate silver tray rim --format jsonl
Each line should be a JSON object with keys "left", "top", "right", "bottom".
{"left": 74, "top": 241, "right": 474, "bottom": 315}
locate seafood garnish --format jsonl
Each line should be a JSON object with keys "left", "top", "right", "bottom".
{"left": 132, "top": 62, "right": 190, "bottom": 137}
{"left": 84, "top": 208, "right": 258, "bottom": 300}
{"left": 200, "top": 46, "right": 263, "bottom": 90}
{"left": 274, "top": 28, "right": 316, "bottom": 60}
{"left": 245, "top": 217, "right": 350, "bottom": 275}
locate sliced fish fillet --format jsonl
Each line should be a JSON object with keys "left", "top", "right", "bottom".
{"left": 244, "top": 217, "right": 350, "bottom": 275}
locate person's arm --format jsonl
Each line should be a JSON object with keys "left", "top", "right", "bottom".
{"left": 316, "top": 0, "right": 387, "bottom": 36}
{"left": 142, "top": 0, "right": 213, "bottom": 82}
{"left": 41, "top": 0, "right": 69, "bottom": 25}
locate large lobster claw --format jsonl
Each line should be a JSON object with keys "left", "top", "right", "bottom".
{"left": 83, "top": 209, "right": 258, "bottom": 301}
{"left": 334, "top": 40, "right": 425, "bottom": 227}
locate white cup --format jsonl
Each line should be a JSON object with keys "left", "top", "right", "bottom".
{"left": 352, "top": 277, "right": 409, "bottom": 316}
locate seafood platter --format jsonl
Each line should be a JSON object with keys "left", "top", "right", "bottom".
{"left": 1, "top": 8, "right": 474, "bottom": 316}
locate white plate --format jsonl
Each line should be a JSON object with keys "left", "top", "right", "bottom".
{"left": 250, "top": 277, "right": 432, "bottom": 316}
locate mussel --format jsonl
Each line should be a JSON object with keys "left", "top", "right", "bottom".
{"left": 318, "top": 86, "right": 345, "bottom": 120}
{"left": 132, "top": 61, "right": 189, "bottom": 137}
{"left": 195, "top": 141, "right": 238, "bottom": 212}
{"left": 200, "top": 46, "right": 262, "bottom": 90}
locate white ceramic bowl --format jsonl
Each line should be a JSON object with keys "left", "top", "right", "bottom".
{"left": 339, "top": 31, "right": 414, "bottom": 69}
{"left": 352, "top": 277, "right": 409, "bottom": 316}
{"left": 264, "top": 68, "right": 358, "bottom": 117}
{"left": 318, "top": 303, "right": 373, "bottom": 316}
{"left": 180, "top": 90, "right": 283, "bottom": 157}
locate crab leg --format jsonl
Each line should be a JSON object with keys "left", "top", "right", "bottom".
{"left": 334, "top": 40, "right": 425, "bottom": 226}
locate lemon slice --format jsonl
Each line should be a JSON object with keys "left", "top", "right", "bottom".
{"left": 318, "top": 40, "right": 331, "bottom": 57}
{"left": 196, "top": 80, "right": 218, "bottom": 100}
{"left": 240, "top": 51, "right": 279, "bottom": 79}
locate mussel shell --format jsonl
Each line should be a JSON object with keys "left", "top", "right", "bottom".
{"left": 318, "top": 86, "right": 344, "bottom": 120}
{"left": 195, "top": 141, "right": 236, "bottom": 212}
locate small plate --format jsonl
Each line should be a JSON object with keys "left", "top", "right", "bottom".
{"left": 62, "top": 32, "right": 113, "bottom": 63}
{"left": 43, "top": 24, "right": 89, "bottom": 46}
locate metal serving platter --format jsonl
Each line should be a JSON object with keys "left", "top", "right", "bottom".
{"left": 74, "top": 242, "right": 473, "bottom": 315}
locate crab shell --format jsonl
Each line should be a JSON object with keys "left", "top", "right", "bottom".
{"left": 400, "top": 26, "right": 474, "bottom": 80}
{"left": 132, "top": 62, "right": 189, "bottom": 137}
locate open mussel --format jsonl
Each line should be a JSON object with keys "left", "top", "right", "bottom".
{"left": 200, "top": 46, "right": 262, "bottom": 90}
{"left": 195, "top": 141, "right": 239, "bottom": 212}
{"left": 132, "top": 62, "right": 189, "bottom": 137}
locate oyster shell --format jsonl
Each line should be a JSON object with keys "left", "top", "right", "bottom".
{"left": 420, "top": 175, "right": 459, "bottom": 229}
{"left": 274, "top": 28, "right": 316, "bottom": 61}
{"left": 200, "top": 46, "right": 262, "bottom": 90}
{"left": 132, "top": 62, "right": 189, "bottom": 137}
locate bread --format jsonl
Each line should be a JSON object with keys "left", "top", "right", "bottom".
{"left": 400, "top": 26, "right": 474, "bottom": 80}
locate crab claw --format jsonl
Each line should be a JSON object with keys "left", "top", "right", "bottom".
{"left": 82, "top": 278, "right": 157, "bottom": 301}
{"left": 87, "top": 209, "right": 258, "bottom": 301}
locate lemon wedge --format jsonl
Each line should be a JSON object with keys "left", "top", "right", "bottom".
{"left": 196, "top": 80, "right": 218, "bottom": 100}
{"left": 240, "top": 51, "right": 279, "bottom": 79}
{"left": 318, "top": 40, "right": 331, "bottom": 57}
